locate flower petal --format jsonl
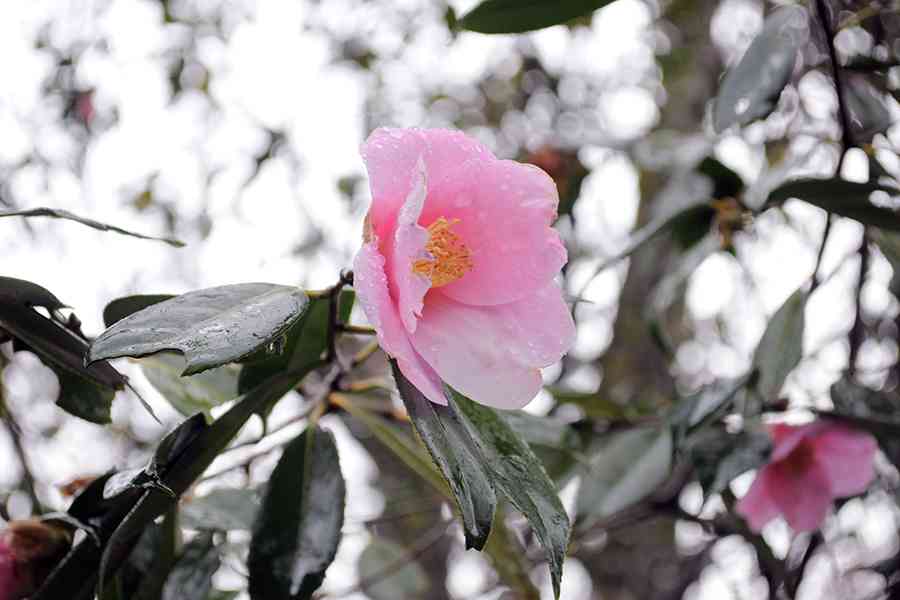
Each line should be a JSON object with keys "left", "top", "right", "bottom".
{"left": 766, "top": 460, "right": 833, "bottom": 532}
{"left": 361, "top": 128, "right": 492, "bottom": 243}
{"left": 419, "top": 157, "right": 566, "bottom": 306}
{"left": 769, "top": 422, "right": 827, "bottom": 463}
{"left": 736, "top": 470, "right": 782, "bottom": 533}
{"left": 812, "top": 425, "right": 877, "bottom": 497}
{"left": 388, "top": 160, "right": 432, "bottom": 334}
{"left": 353, "top": 240, "right": 445, "bottom": 404}
{"left": 409, "top": 283, "right": 573, "bottom": 409}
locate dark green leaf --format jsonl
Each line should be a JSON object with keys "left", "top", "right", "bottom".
{"left": 161, "top": 534, "right": 220, "bottom": 600}
{"left": 669, "top": 376, "right": 748, "bottom": 432}
{"left": 548, "top": 389, "right": 627, "bottom": 420}
{"left": 391, "top": 363, "right": 496, "bottom": 551}
{"left": 687, "top": 427, "right": 771, "bottom": 496}
{"left": 0, "top": 207, "right": 184, "bottom": 247}
{"left": 870, "top": 229, "right": 900, "bottom": 292}
{"left": 182, "top": 488, "right": 260, "bottom": 531}
{"left": 697, "top": 157, "right": 745, "bottom": 200}
{"left": 0, "top": 277, "right": 125, "bottom": 423}
{"left": 0, "top": 277, "right": 65, "bottom": 309}
{"left": 751, "top": 288, "right": 805, "bottom": 403}
{"left": 576, "top": 426, "right": 672, "bottom": 529}
{"left": 577, "top": 197, "right": 714, "bottom": 294}
{"left": 35, "top": 372, "right": 300, "bottom": 600}
{"left": 713, "top": 6, "right": 808, "bottom": 132}
{"left": 357, "top": 540, "right": 429, "bottom": 600}
{"left": 248, "top": 425, "right": 345, "bottom": 600}
{"left": 104, "top": 295, "right": 174, "bottom": 328}
{"left": 449, "top": 390, "right": 570, "bottom": 599}
{"left": 54, "top": 369, "right": 115, "bottom": 424}
{"left": 335, "top": 396, "right": 450, "bottom": 496}
{"left": 845, "top": 76, "right": 894, "bottom": 141}
{"left": 139, "top": 353, "right": 238, "bottom": 416}
{"left": 459, "top": 0, "right": 615, "bottom": 34}
{"left": 767, "top": 179, "right": 900, "bottom": 230}
{"left": 501, "top": 411, "right": 582, "bottom": 481}
{"left": 238, "top": 290, "right": 354, "bottom": 394}
{"left": 128, "top": 509, "right": 178, "bottom": 600}
{"left": 89, "top": 283, "right": 310, "bottom": 375}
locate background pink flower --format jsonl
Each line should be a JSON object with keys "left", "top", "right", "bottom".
{"left": 353, "top": 127, "right": 575, "bottom": 409}
{"left": 737, "top": 421, "right": 878, "bottom": 532}
{"left": 0, "top": 539, "right": 18, "bottom": 600}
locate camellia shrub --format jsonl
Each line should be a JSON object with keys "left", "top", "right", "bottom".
{"left": 3, "top": 0, "right": 900, "bottom": 599}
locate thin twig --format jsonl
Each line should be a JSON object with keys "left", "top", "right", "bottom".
{"left": 0, "top": 357, "right": 43, "bottom": 513}
{"left": 848, "top": 233, "right": 870, "bottom": 377}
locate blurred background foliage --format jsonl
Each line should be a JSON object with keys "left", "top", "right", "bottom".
{"left": 4, "top": 0, "right": 900, "bottom": 598}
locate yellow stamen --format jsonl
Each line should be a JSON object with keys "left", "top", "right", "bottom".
{"left": 412, "top": 217, "right": 473, "bottom": 287}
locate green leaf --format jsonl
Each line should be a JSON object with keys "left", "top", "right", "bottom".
{"left": 0, "top": 207, "right": 185, "bottom": 246}
{"left": 448, "top": 390, "right": 570, "bottom": 600}
{"left": 89, "top": 283, "right": 310, "bottom": 375}
{"left": 104, "top": 295, "right": 174, "bottom": 328}
{"left": 335, "top": 395, "right": 450, "bottom": 496}
{"left": 181, "top": 488, "right": 260, "bottom": 531}
{"left": 548, "top": 389, "right": 627, "bottom": 420}
{"left": 577, "top": 197, "right": 714, "bottom": 292}
{"left": 687, "top": 427, "right": 771, "bottom": 496}
{"left": 713, "top": 6, "right": 808, "bottom": 132}
{"left": 128, "top": 509, "right": 178, "bottom": 600}
{"left": 751, "top": 287, "right": 805, "bottom": 403}
{"left": 459, "top": 0, "right": 615, "bottom": 34}
{"left": 34, "top": 372, "right": 300, "bottom": 600}
{"left": 697, "top": 157, "right": 745, "bottom": 200}
{"left": 669, "top": 376, "right": 748, "bottom": 433}
{"left": 576, "top": 427, "right": 672, "bottom": 529}
{"left": 248, "top": 425, "right": 345, "bottom": 600}
{"left": 391, "top": 363, "right": 496, "bottom": 551}
{"left": 501, "top": 411, "right": 582, "bottom": 481}
{"left": 767, "top": 178, "right": 900, "bottom": 231}
{"left": 161, "top": 533, "right": 220, "bottom": 600}
{"left": 139, "top": 353, "right": 239, "bottom": 416}
{"left": 0, "top": 277, "right": 125, "bottom": 423}
{"left": 238, "top": 290, "right": 354, "bottom": 394}
{"left": 357, "top": 539, "right": 429, "bottom": 600}
{"left": 482, "top": 510, "right": 541, "bottom": 600}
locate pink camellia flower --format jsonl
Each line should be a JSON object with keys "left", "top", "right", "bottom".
{"left": 353, "top": 128, "right": 575, "bottom": 408}
{"left": 0, "top": 538, "right": 18, "bottom": 600}
{"left": 737, "top": 421, "right": 878, "bottom": 532}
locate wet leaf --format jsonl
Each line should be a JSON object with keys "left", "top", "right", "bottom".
{"left": 713, "top": 6, "right": 808, "bottom": 132}
{"left": 357, "top": 539, "right": 429, "bottom": 600}
{"left": 577, "top": 426, "right": 673, "bottom": 529}
{"left": 449, "top": 389, "right": 570, "bottom": 599}
{"left": 238, "top": 290, "right": 354, "bottom": 393}
{"left": 34, "top": 372, "right": 300, "bottom": 600}
{"left": 0, "top": 277, "right": 125, "bottom": 423}
{"left": 501, "top": 411, "right": 582, "bottom": 481}
{"left": 0, "top": 207, "right": 185, "bottom": 246}
{"left": 459, "top": 0, "right": 615, "bottom": 34}
{"left": 248, "top": 426, "right": 345, "bottom": 600}
{"left": 161, "top": 534, "right": 220, "bottom": 600}
{"left": 182, "top": 488, "right": 260, "bottom": 531}
{"left": 89, "top": 283, "right": 310, "bottom": 375}
{"left": 687, "top": 426, "right": 770, "bottom": 496}
{"left": 767, "top": 178, "right": 900, "bottom": 231}
{"left": 334, "top": 394, "right": 449, "bottom": 496}
{"left": 104, "top": 295, "right": 174, "bottom": 328}
{"left": 391, "top": 363, "right": 496, "bottom": 551}
{"left": 139, "top": 353, "right": 238, "bottom": 416}
{"left": 751, "top": 287, "right": 805, "bottom": 403}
